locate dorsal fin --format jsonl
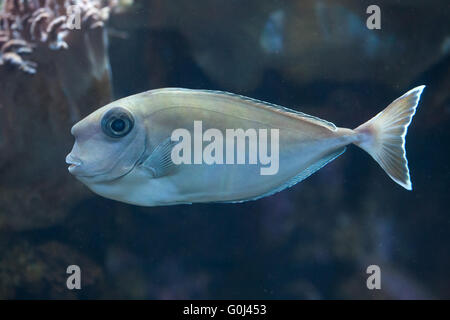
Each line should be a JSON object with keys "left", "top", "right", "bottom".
{"left": 149, "top": 88, "right": 337, "bottom": 131}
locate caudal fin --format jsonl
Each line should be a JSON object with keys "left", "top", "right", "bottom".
{"left": 354, "top": 86, "right": 425, "bottom": 190}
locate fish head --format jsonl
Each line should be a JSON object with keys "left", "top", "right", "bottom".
{"left": 66, "top": 103, "right": 146, "bottom": 183}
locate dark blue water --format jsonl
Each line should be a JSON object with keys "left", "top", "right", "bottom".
{"left": 0, "top": 0, "right": 449, "bottom": 299}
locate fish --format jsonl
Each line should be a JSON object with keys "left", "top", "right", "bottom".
{"left": 66, "top": 86, "right": 425, "bottom": 206}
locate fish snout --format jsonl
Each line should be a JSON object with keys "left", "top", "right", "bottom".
{"left": 66, "top": 153, "right": 83, "bottom": 174}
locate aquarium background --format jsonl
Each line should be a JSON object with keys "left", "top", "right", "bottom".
{"left": 0, "top": 0, "right": 449, "bottom": 299}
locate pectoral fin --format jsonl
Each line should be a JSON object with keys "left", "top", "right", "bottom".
{"left": 139, "top": 138, "right": 178, "bottom": 178}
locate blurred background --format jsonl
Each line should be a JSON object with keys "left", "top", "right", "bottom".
{"left": 0, "top": 0, "right": 449, "bottom": 299}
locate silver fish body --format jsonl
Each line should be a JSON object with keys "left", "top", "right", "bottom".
{"left": 66, "top": 86, "right": 425, "bottom": 206}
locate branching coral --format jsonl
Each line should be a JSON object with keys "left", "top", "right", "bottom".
{"left": 0, "top": 0, "right": 121, "bottom": 232}
{"left": 0, "top": 0, "right": 116, "bottom": 73}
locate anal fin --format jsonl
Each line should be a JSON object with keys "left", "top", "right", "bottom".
{"left": 222, "top": 147, "right": 346, "bottom": 203}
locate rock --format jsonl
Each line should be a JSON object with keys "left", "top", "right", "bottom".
{"left": 0, "top": 1, "right": 114, "bottom": 231}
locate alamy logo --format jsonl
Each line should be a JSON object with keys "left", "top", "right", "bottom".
{"left": 366, "top": 5, "right": 381, "bottom": 30}
{"left": 171, "top": 121, "right": 280, "bottom": 175}
{"left": 66, "top": 265, "right": 81, "bottom": 290}
{"left": 366, "top": 265, "right": 381, "bottom": 290}
{"left": 66, "top": 5, "right": 81, "bottom": 30}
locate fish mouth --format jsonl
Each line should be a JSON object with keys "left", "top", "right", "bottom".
{"left": 65, "top": 154, "right": 83, "bottom": 174}
{"left": 65, "top": 153, "right": 115, "bottom": 179}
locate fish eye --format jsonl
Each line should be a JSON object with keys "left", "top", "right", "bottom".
{"left": 101, "top": 107, "right": 134, "bottom": 138}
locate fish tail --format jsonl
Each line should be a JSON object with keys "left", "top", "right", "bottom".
{"left": 353, "top": 85, "right": 425, "bottom": 190}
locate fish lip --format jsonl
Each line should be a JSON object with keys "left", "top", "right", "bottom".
{"left": 64, "top": 154, "right": 116, "bottom": 179}
{"left": 65, "top": 154, "right": 83, "bottom": 173}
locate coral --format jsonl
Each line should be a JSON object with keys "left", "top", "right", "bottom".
{"left": 0, "top": 0, "right": 117, "bottom": 231}
{"left": 0, "top": 0, "right": 115, "bottom": 73}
